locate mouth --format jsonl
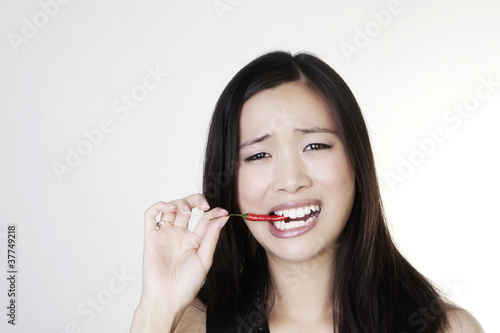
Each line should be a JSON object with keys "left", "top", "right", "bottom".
{"left": 269, "top": 204, "right": 321, "bottom": 231}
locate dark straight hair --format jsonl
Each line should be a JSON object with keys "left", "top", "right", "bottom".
{"left": 198, "top": 51, "right": 450, "bottom": 332}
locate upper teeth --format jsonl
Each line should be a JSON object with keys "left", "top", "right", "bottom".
{"left": 273, "top": 205, "right": 320, "bottom": 219}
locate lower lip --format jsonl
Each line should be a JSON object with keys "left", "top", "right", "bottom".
{"left": 268, "top": 214, "right": 319, "bottom": 238}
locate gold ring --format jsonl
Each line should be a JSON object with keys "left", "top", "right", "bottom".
{"left": 156, "top": 220, "right": 174, "bottom": 229}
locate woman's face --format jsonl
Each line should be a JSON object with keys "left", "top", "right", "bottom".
{"left": 237, "top": 82, "right": 355, "bottom": 263}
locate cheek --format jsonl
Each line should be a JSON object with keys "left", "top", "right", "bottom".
{"left": 237, "top": 169, "right": 269, "bottom": 240}
{"left": 237, "top": 167, "right": 267, "bottom": 212}
{"left": 310, "top": 157, "right": 355, "bottom": 195}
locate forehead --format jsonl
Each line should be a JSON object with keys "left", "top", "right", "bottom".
{"left": 239, "top": 82, "right": 335, "bottom": 138}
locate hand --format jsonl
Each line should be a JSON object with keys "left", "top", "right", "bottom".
{"left": 139, "top": 193, "right": 229, "bottom": 313}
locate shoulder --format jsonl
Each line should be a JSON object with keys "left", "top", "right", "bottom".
{"left": 174, "top": 298, "right": 207, "bottom": 333}
{"left": 444, "top": 308, "right": 484, "bottom": 333}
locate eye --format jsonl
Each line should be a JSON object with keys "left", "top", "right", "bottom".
{"left": 244, "top": 152, "right": 271, "bottom": 163}
{"left": 304, "top": 143, "right": 333, "bottom": 152}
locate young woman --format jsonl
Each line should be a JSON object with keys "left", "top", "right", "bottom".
{"left": 131, "top": 51, "right": 483, "bottom": 332}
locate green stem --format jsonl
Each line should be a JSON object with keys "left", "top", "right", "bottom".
{"left": 209, "top": 213, "right": 245, "bottom": 221}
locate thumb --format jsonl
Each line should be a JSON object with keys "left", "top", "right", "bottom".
{"left": 196, "top": 216, "right": 229, "bottom": 272}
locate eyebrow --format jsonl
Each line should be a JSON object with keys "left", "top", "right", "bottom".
{"left": 239, "top": 133, "right": 271, "bottom": 151}
{"left": 294, "top": 127, "right": 337, "bottom": 135}
{"left": 238, "top": 127, "right": 337, "bottom": 151}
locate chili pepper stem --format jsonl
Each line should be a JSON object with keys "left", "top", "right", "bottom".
{"left": 209, "top": 214, "right": 246, "bottom": 221}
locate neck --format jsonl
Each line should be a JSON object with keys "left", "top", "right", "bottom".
{"left": 266, "top": 246, "right": 335, "bottom": 326}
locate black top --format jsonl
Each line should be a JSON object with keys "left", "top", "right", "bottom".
{"left": 206, "top": 290, "right": 270, "bottom": 333}
{"left": 206, "top": 308, "right": 270, "bottom": 333}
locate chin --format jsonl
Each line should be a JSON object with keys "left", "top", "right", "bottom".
{"left": 263, "top": 236, "right": 337, "bottom": 264}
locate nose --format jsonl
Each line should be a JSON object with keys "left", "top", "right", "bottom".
{"left": 272, "top": 152, "right": 312, "bottom": 193}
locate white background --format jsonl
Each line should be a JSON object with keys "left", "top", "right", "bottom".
{"left": 1, "top": 0, "right": 499, "bottom": 332}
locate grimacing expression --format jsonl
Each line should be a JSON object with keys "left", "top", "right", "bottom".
{"left": 237, "top": 82, "right": 355, "bottom": 263}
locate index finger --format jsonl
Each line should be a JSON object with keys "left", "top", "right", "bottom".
{"left": 181, "top": 193, "right": 211, "bottom": 211}
{"left": 144, "top": 201, "right": 176, "bottom": 233}
{"left": 160, "top": 194, "right": 212, "bottom": 229}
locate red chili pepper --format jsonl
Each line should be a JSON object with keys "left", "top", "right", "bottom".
{"left": 210, "top": 213, "right": 287, "bottom": 222}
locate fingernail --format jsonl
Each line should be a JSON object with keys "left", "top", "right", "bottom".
{"left": 219, "top": 216, "right": 229, "bottom": 229}
{"left": 165, "top": 202, "right": 175, "bottom": 208}
{"left": 218, "top": 209, "right": 228, "bottom": 216}
{"left": 183, "top": 205, "right": 191, "bottom": 214}
{"left": 200, "top": 199, "right": 210, "bottom": 210}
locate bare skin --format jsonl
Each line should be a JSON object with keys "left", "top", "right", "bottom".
{"left": 265, "top": 249, "right": 335, "bottom": 333}
{"left": 130, "top": 195, "right": 229, "bottom": 333}
{"left": 446, "top": 309, "right": 485, "bottom": 333}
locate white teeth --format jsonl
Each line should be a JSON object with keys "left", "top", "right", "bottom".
{"left": 271, "top": 204, "right": 321, "bottom": 231}
{"left": 273, "top": 205, "right": 320, "bottom": 218}
{"left": 310, "top": 205, "right": 320, "bottom": 212}
{"left": 272, "top": 213, "right": 319, "bottom": 231}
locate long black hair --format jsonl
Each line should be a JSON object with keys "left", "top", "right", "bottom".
{"left": 198, "top": 51, "right": 451, "bottom": 332}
